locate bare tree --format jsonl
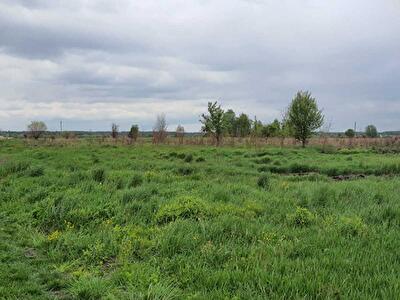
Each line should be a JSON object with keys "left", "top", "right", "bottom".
{"left": 111, "top": 123, "right": 119, "bottom": 139}
{"left": 175, "top": 125, "right": 185, "bottom": 144}
{"left": 153, "top": 114, "right": 168, "bottom": 144}
{"left": 27, "top": 121, "right": 47, "bottom": 139}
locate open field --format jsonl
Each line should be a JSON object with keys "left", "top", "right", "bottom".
{"left": 1, "top": 140, "right": 400, "bottom": 299}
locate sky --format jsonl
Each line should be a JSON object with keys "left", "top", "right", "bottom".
{"left": 0, "top": 0, "right": 399, "bottom": 132}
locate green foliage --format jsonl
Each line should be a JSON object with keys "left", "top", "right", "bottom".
{"left": 128, "top": 173, "right": 144, "bottom": 188}
{"left": 257, "top": 173, "right": 271, "bottom": 190}
{"left": 200, "top": 101, "right": 226, "bottom": 146}
{"left": 128, "top": 124, "right": 140, "bottom": 141}
{"left": 184, "top": 153, "right": 193, "bottom": 162}
{"left": 156, "top": 196, "right": 209, "bottom": 224}
{"left": 345, "top": 128, "right": 355, "bottom": 138}
{"left": 286, "top": 91, "right": 324, "bottom": 147}
{"left": 287, "top": 207, "right": 315, "bottom": 227}
{"left": 365, "top": 124, "right": 378, "bottom": 138}
{"left": 92, "top": 168, "right": 106, "bottom": 183}
{"left": 236, "top": 113, "right": 252, "bottom": 137}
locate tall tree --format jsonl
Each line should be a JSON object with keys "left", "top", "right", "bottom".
{"left": 200, "top": 101, "right": 226, "bottom": 146}
{"left": 365, "top": 125, "right": 378, "bottom": 138}
{"left": 286, "top": 91, "right": 324, "bottom": 147}
{"left": 27, "top": 121, "right": 47, "bottom": 139}
{"left": 111, "top": 123, "right": 119, "bottom": 139}
{"left": 236, "top": 113, "right": 252, "bottom": 137}
{"left": 128, "top": 125, "right": 139, "bottom": 142}
{"left": 223, "top": 109, "right": 237, "bottom": 136}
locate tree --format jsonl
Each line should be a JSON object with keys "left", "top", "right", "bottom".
{"left": 223, "top": 109, "right": 237, "bottom": 136}
{"left": 128, "top": 125, "right": 139, "bottom": 142}
{"left": 345, "top": 128, "right": 355, "bottom": 138}
{"left": 261, "top": 119, "right": 281, "bottom": 138}
{"left": 27, "top": 121, "right": 47, "bottom": 139}
{"left": 286, "top": 91, "right": 324, "bottom": 147}
{"left": 175, "top": 125, "right": 185, "bottom": 144}
{"left": 236, "top": 113, "right": 252, "bottom": 137}
{"left": 111, "top": 123, "right": 119, "bottom": 139}
{"left": 365, "top": 125, "right": 378, "bottom": 138}
{"left": 251, "top": 116, "right": 263, "bottom": 137}
{"left": 200, "top": 101, "right": 226, "bottom": 146}
{"left": 153, "top": 114, "right": 168, "bottom": 143}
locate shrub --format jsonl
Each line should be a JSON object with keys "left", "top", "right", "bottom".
{"left": 176, "top": 166, "right": 194, "bottom": 176}
{"left": 287, "top": 207, "right": 315, "bottom": 227}
{"left": 156, "top": 196, "right": 209, "bottom": 224}
{"left": 27, "top": 166, "right": 44, "bottom": 177}
{"left": 338, "top": 216, "right": 367, "bottom": 237}
{"left": 184, "top": 154, "right": 193, "bottom": 163}
{"left": 177, "top": 153, "right": 186, "bottom": 159}
{"left": 195, "top": 157, "right": 205, "bottom": 162}
{"left": 257, "top": 174, "right": 271, "bottom": 190}
{"left": 92, "top": 168, "right": 105, "bottom": 183}
{"left": 288, "top": 163, "right": 315, "bottom": 174}
{"left": 128, "top": 174, "right": 144, "bottom": 188}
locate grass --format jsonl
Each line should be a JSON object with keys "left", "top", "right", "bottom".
{"left": 1, "top": 139, "right": 400, "bottom": 299}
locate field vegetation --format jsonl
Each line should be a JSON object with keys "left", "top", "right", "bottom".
{"left": 1, "top": 139, "right": 400, "bottom": 299}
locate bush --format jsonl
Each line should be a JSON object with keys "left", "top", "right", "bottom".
{"left": 92, "top": 169, "right": 105, "bottom": 183}
{"left": 257, "top": 174, "right": 271, "bottom": 190}
{"left": 287, "top": 207, "right": 315, "bottom": 227}
{"left": 27, "top": 166, "right": 44, "bottom": 177}
{"left": 156, "top": 196, "right": 209, "bottom": 224}
{"left": 176, "top": 166, "right": 194, "bottom": 176}
{"left": 184, "top": 154, "right": 193, "bottom": 163}
{"left": 338, "top": 216, "right": 367, "bottom": 237}
{"left": 195, "top": 157, "right": 205, "bottom": 162}
{"left": 128, "top": 174, "right": 144, "bottom": 188}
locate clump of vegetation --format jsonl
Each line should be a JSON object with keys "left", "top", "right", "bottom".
{"left": 176, "top": 166, "right": 194, "bottom": 176}
{"left": 195, "top": 156, "right": 205, "bottom": 162}
{"left": 184, "top": 154, "right": 193, "bottom": 162}
{"left": 91, "top": 168, "right": 106, "bottom": 183}
{"left": 27, "top": 166, "right": 44, "bottom": 177}
{"left": 257, "top": 173, "right": 271, "bottom": 190}
{"left": 128, "top": 173, "right": 144, "bottom": 188}
{"left": 287, "top": 207, "right": 315, "bottom": 227}
{"left": 156, "top": 196, "right": 209, "bottom": 224}
{"left": 338, "top": 216, "right": 367, "bottom": 237}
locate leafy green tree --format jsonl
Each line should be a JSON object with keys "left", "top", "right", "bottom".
{"left": 345, "top": 128, "right": 355, "bottom": 138}
{"left": 262, "top": 119, "right": 281, "bottom": 138}
{"left": 251, "top": 117, "right": 263, "bottom": 137}
{"left": 236, "top": 113, "right": 252, "bottom": 137}
{"left": 365, "top": 125, "right": 378, "bottom": 138}
{"left": 128, "top": 125, "right": 139, "bottom": 141}
{"left": 286, "top": 91, "right": 324, "bottom": 147}
{"left": 200, "top": 101, "right": 226, "bottom": 146}
{"left": 223, "top": 109, "right": 237, "bottom": 136}
{"left": 27, "top": 121, "right": 47, "bottom": 139}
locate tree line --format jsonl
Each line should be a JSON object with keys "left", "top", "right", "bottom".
{"left": 24, "top": 90, "right": 379, "bottom": 147}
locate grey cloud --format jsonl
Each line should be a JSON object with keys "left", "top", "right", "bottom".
{"left": 0, "top": 0, "right": 399, "bottom": 131}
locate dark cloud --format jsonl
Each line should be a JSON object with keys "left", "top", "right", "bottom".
{"left": 0, "top": 0, "right": 399, "bottom": 131}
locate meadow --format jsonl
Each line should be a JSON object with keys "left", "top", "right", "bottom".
{"left": 1, "top": 139, "right": 400, "bottom": 299}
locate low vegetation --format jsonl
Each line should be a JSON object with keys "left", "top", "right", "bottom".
{"left": 1, "top": 140, "right": 400, "bottom": 298}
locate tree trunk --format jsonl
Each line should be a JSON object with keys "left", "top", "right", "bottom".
{"left": 302, "top": 139, "right": 306, "bottom": 148}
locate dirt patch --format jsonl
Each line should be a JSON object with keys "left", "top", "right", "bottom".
{"left": 332, "top": 174, "right": 366, "bottom": 181}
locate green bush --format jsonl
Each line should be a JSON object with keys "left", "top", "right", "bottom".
{"left": 184, "top": 154, "right": 193, "bottom": 162}
{"left": 156, "top": 196, "right": 209, "bottom": 224}
{"left": 27, "top": 166, "right": 44, "bottom": 177}
{"left": 257, "top": 174, "right": 270, "bottom": 190}
{"left": 176, "top": 166, "right": 194, "bottom": 176}
{"left": 287, "top": 207, "right": 315, "bottom": 227}
{"left": 338, "top": 216, "right": 367, "bottom": 237}
{"left": 196, "top": 157, "right": 205, "bottom": 162}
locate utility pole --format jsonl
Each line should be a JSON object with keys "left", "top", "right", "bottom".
{"left": 354, "top": 122, "right": 357, "bottom": 136}
{"left": 60, "top": 120, "right": 63, "bottom": 133}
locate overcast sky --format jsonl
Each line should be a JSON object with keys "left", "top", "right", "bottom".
{"left": 0, "top": 0, "right": 399, "bottom": 132}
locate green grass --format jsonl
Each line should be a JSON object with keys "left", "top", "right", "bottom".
{"left": 1, "top": 140, "right": 400, "bottom": 299}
